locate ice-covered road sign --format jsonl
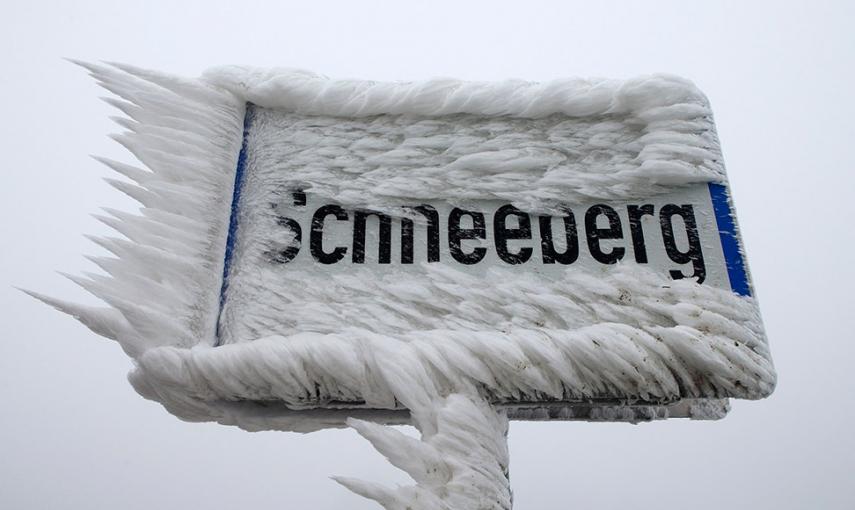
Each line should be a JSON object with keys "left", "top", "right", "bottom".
{"left": 35, "top": 64, "right": 775, "bottom": 432}
{"left": 218, "top": 113, "right": 753, "bottom": 346}
{"left": 220, "top": 182, "right": 751, "bottom": 336}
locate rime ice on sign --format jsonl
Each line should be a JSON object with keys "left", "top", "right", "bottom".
{"left": 32, "top": 62, "right": 775, "bottom": 510}
{"left": 209, "top": 93, "right": 772, "bottom": 421}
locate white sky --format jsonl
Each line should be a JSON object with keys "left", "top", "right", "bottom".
{"left": 2, "top": 1, "right": 853, "bottom": 508}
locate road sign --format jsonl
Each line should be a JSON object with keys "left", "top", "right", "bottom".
{"left": 34, "top": 63, "right": 775, "bottom": 430}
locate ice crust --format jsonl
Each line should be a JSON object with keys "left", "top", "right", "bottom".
{"left": 220, "top": 94, "right": 725, "bottom": 216}
{"left": 31, "top": 63, "right": 775, "bottom": 509}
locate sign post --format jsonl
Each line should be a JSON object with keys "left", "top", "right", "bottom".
{"left": 31, "top": 62, "right": 775, "bottom": 508}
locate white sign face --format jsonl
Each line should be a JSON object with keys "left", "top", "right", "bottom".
{"left": 215, "top": 107, "right": 752, "bottom": 347}
{"left": 243, "top": 187, "right": 723, "bottom": 279}
{"left": 218, "top": 185, "right": 747, "bottom": 345}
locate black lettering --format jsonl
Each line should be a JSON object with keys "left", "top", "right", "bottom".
{"left": 660, "top": 204, "right": 706, "bottom": 283}
{"left": 539, "top": 210, "right": 579, "bottom": 264}
{"left": 292, "top": 191, "right": 307, "bottom": 207}
{"left": 401, "top": 218, "right": 413, "bottom": 264}
{"left": 401, "top": 205, "right": 440, "bottom": 264}
{"left": 353, "top": 211, "right": 392, "bottom": 263}
{"left": 267, "top": 215, "right": 302, "bottom": 263}
{"left": 627, "top": 204, "right": 655, "bottom": 263}
{"left": 448, "top": 207, "right": 487, "bottom": 265}
{"left": 310, "top": 205, "right": 348, "bottom": 264}
{"left": 585, "top": 204, "right": 625, "bottom": 264}
{"left": 494, "top": 205, "right": 533, "bottom": 264}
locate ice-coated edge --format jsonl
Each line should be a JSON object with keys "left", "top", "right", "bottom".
{"left": 28, "top": 62, "right": 245, "bottom": 359}
{"left": 205, "top": 66, "right": 728, "bottom": 207}
{"left": 130, "top": 265, "right": 772, "bottom": 431}
{"left": 204, "top": 65, "right": 713, "bottom": 120}
{"left": 30, "top": 63, "right": 775, "bottom": 435}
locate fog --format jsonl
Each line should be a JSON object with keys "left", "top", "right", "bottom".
{"left": 2, "top": 1, "right": 853, "bottom": 508}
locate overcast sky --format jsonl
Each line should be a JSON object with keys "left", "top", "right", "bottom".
{"left": 2, "top": 1, "right": 854, "bottom": 509}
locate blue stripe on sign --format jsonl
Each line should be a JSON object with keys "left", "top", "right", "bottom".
{"left": 708, "top": 182, "right": 751, "bottom": 296}
{"left": 215, "top": 103, "right": 255, "bottom": 346}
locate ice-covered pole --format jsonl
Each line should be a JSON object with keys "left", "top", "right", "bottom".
{"left": 332, "top": 339, "right": 512, "bottom": 509}
{"left": 336, "top": 396, "right": 512, "bottom": 509}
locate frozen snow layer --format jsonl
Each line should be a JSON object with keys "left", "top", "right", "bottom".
{"left": 210, "top": 69, "right": 726, "bottom": 211}
{"left": 128, "top": 265, "right": 772, "bottom": 432}
{"left": 205, "top": 66, "right": 712, "bottom": 120}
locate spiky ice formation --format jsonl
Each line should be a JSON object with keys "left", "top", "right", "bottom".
{"left": 333, "top": 354, "right": 512, "bottom": 510}
{"left": 32, "top": 62, "right": 245, "bottom": 357}
{"left": 337, "top": 396, "right": 511, "bottom": 510}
